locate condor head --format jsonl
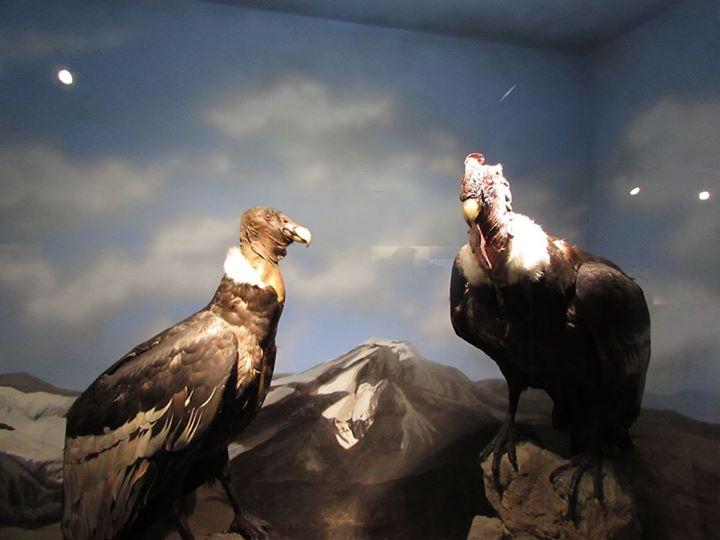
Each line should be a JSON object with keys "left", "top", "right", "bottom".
{"left": 459, "top": 153, "right": 513, "bottom": 271}
{"left": 240, "top": 206, "right": 312, "bottom": 263}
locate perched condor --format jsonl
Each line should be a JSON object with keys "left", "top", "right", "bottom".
{"left": 450, "top": 154, "right": 650, "bottom": 521}
{"left": 62, "top": 206, "right": 311, "bottom": 540}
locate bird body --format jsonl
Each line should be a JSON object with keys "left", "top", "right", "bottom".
{"left": 62, "top": 207, "right": 311, "bottom": 539}
{"left": 450, "top": 154, "right": 650, "bottom": 518}
{"left": 452, "top": 234, "right": 649, "bottom": 444}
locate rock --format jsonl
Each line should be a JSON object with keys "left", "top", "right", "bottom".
{"left": 466, "top": 515, "right": 511, "bottom": 539}
{"left": 480, "top": 441, "right": 640, "bottom": 539}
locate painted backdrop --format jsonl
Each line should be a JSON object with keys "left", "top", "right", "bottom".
{"left": 1, "top": 0, "right": 717, "bottom": 421}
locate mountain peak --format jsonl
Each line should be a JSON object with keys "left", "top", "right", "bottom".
{"left": 247, "top": 338, "right": 484, "bottom": 456}
{"left": 359, "top": 337, "right": 421, "bottom": 361}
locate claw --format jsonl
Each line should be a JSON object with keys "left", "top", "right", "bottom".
{"left": 550, "top": 454, "right": 605, "bottom": 525}
{"left": 479, "top": 419, "right": 521, "bottom": 494}
{"left": 228, "top": 511, "right": 272, "bottom": 540}
{"left": 507, "top": 435, "right": 518, "bottom": 471}
{"left": 478, "top": 442, "right": 493, "bottom": 463}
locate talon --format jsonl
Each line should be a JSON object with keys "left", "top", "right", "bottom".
{"left": 508, "top": 432, "right": 518, "bottom": 471}
{"left": 491, "top": 442, "right": 504, "bottom": 492}
{"left": 228, "top": 512, "right": 272, "bottom": 540}
{"left": 549, "top": 454, "right": 605, "bottom": 524}
{"left": 479, "top": 419, "right": 522, "bottom": 495}
{"left": 478, "top": 444, "right": 493, "bottom": 464}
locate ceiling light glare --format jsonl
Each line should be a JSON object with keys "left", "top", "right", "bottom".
{"left": 56, "top": 68, "right": 74, "bottom": 86}
{"left": 698, "top": 190, "right": 711, "bottom": 201}
{"left": 629, "top": 186, "right": 640, "bottom": 196}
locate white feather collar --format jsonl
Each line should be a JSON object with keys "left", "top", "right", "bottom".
{"left": 504, "top": 214, "right": 550, "bottom": 284}
{"left": 459, "top": 213, "right": 550, "bottom": 287}
{"left": 223, "top": 247, "right": 265, "bottom": 287}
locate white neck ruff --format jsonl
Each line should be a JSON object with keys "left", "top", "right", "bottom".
{"left": 504, "top": 214, "right": 550, "bottom": 284}
{"left": 223, "top": 247, "right": 265, "bottom": 287}
{"left": 459, "top": 213, "right": 550, "bottom": 286}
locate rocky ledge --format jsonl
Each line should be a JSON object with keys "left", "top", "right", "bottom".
{"left": 469, "top": 441, "right": 640, "bottom": 539}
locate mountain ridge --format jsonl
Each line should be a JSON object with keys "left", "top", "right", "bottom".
{"left": 0, "top": 373, "right": 79, "bottom": 398}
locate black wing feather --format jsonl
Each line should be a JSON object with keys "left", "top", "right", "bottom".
{"left": 62, "top": 310, "right": 250, "bottom": 540}
{"left": 573, "top": 262, "right": 651, "bottom": 415}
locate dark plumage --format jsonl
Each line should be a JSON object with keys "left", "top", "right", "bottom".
{"left": 450, "top": 154, "right": 650, "bottom": 520}
{"left": 62, "top": 206, "right": 311, "bottom": 540}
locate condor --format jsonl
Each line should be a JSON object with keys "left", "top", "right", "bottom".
{"left": 450, "top": 154, "right": 650, "bottom": 521}
{"left": 62, "top": 206, "right": 311, "bottom": 540}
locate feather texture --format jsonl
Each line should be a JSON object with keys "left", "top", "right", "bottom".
{"left": 62, "top": 280, "right": 282, "bottom": 539}
{"left": 451, "top": 231, "right": 650, "bottom": 447}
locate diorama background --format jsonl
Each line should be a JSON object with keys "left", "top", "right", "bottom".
{"left": 1, "top": 1, "right": 719, "bottom": 538}
{"left": 1, "top": 0, "right": 717, "bottom": 415}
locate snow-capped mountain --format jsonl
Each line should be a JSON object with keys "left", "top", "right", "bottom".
{"left": 0, "top": 386, "right": 74, "bottom": 482}
{"left": 247, "top": 338, "right": 481, "bottom": 452}
{"left": 222, "top": 339, "right": 523, "bottom": 538}
{"left": 230, "top": 339, "right": 499, "bottom": 471}
{"left": 0, "top": 377, "right": 75, "bottom": 527}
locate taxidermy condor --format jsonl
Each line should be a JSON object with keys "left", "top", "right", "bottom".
{"left": 62, "top": 206, "right": 311, "bottom": 540}
{"left": 450, "top": 154, "right": 650, "bottom": 521}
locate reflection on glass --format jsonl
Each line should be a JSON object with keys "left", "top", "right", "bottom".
{"left": 56, "top": 68, "right": 74, "bottom": 86}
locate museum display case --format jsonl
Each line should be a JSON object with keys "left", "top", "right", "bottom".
{"left": 0, "top": 1, "right": 717, "bottom": 538}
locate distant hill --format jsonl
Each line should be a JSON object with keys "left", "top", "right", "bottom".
{"left": 0, "top": 373, "right": 79, "bottom": 398}
{"left": 644, "top": 389, "right": 720, "bottom": 424}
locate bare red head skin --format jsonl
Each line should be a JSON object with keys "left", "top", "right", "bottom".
{"left": 460, "top": 153, "right": 514, "bottom": 272}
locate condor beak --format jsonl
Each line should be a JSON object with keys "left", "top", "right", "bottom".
{"left": 283, "top": 223, "right": 312, "bottom": 246}
{"left": 462, "top": 198, "right": 480, "bottom": 225}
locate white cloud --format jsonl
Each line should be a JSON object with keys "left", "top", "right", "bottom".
{"left": 206, "top": 75, "right": 391, "bottom": 138}
{"left": 0, "top": 216, "right": 235, "bottom": 326}
{"left": 624, "top": 98, "right": 720, "bottom": 174}
{"left": 608, "top": 97, "right": 720, "bottom": 209}
{"left": 0, "top": 70, "right": 467, "bottom": 330}
{"left": 0, "top": 245, "right": 57, "bottom": 291}
{"left": 0, "top": 146, "right": 172, "bottom": 230}
{"left": 283, "top": 249, "right": 379, "bottom": 302}
{"left": 607, "top": 98, "right": 720, "bottom": 279}
{"left": 204, "top": 75, "right": 461, "bottom": 193}
{"left": 595, "top": 98, "right": 720, "bottom": 393}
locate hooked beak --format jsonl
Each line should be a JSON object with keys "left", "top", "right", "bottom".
{"left": 282, "top": 222, "right": 312, "bottom": 246}
{"left": 462, "top": 198, "right": 480, "bottom": 225}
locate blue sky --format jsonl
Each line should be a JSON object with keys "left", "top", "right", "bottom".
{"left": 0, "top": 0, "right": 717, "bottom": 399}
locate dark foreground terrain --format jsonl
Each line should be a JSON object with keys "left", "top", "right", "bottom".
{"left": 1, "top": 339, "right": 718, "bottom": 539}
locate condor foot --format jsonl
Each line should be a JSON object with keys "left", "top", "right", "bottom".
{"left": 227, "top": 511, "right": 272, "bottom": 540}
{"left": 549, "top": 454, "right": 605, "bottom": 524}
{"left": 479, "top": 419, "right": 521, "bottom": 494}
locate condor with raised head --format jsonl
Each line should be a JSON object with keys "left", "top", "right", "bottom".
{"left": 62, "top": 206, "right": 311, "bottom": 540}
{"left": 450, "top": 154, "right": 650, "bottom": 521}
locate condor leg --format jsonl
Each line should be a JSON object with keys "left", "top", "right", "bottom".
{"left": 549, "top": 419, "right": 605, "bottom": 524}
{"left": 172, "top": 499, "right": 196, "bottom": 540}
{"left": 479, "top": 378, "right": 523, "bottom": 493}
{"left": 220, "top": 466, "right": 271, "bottom": 540}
